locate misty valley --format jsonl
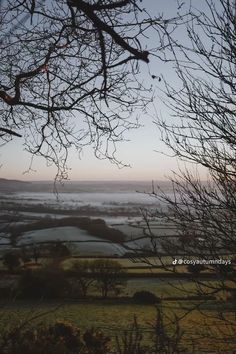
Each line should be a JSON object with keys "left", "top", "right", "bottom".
{"left": 0, "top": 179, "right": 235, "bottom": 353}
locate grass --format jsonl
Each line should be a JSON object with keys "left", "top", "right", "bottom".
{"left": 62, "top": 256, "right": 190, "bottom": 273}
{"left": 0, "top": 262, "right": 235, "bottom": 352}
{"left": 0, "top": 254, "right": 235, "bottom": 352}
{"left": 0, "top": 301, "right": 157, "bottom": 337}
{"left": 1, "top": 299, "right": 235, "bottom": 352}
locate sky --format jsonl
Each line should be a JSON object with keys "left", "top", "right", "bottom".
{"left": 0, "top": 116, "right": 187, "bottom": 181}
{"left": 0, "top": 0, "right": 209, "bottom": 182}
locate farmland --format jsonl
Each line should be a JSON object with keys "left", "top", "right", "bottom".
{"left": 0, "top": 183, "right": 235, "bottom": 353}
{"left": 1, "top": 297, "right": 235, "bottom": 353}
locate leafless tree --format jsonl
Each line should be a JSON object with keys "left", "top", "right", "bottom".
{"left": 135, "top": 0, "right": 236, "bottom": 349}
{"left": 71, "top": 259, "right": 94, "bottom": 297}
{"left": 90, "top": 258, "right": 126, "bottom": 297}
{"left": 154, "top": 0, "right": 236, "bottom": 286}
{"left": 0, "top": 0, "right": 176, "bottom": 179}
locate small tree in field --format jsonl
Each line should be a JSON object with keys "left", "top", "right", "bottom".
{"left": 49, "top": 242, "right": 71, "bottom": 258}
{"left": 71, "top": 260, "right": 94, "bottom": 297}
{"left": 91, "top": 259, "right": 126, "bottom": 298}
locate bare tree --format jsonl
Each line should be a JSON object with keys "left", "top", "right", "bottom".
{"left": 0, "top": 0, "right": 175, "bottom": 179}
{"left": 90, "top": 259, "right": 126, "bottom": 297}
{"left": 153, "top": 0, "right": 236, "bottom": 287}
{"left": 71, "top": 259, "right": 94, "bottom": 297}
{"left": 133, "top": 0, "right": 236, "bottom": 349}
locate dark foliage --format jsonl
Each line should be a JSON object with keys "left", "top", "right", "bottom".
{"left": 3, "top": 252, "right": 21, "bottom": 272}
{"left": 10, "top": 216, "right": 126, "bottom": 245}
{"left": 132, "top": 291, "right": 161, "bottom": 304}
{"left": 186, "top": 264, "right": 206, "bottom": 276}
{"left": 1, "top": 320, "right": 111, "bottom": 354}
{"left": 18, "top": 268, "right": 70, "bottom": 299}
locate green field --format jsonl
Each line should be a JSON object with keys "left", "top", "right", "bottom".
{"left": 1, "top": 299, "right": 235, "bottom": 353}
{"left": 0, "top": 252, "right": 235, "bottom": 353}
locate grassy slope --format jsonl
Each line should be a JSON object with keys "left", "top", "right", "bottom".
{"left": 1, "top": 300, "right": 235, "bottom": 353}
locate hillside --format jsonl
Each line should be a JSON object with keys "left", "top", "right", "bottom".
{"left": 0, "top": 178, "right": 31, "bottom": 192}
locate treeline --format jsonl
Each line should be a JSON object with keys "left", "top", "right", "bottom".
{"left": 1, "top": 202, "right": 138, "bottom": 217}
{"left": 1, "top": 259, "right": 162, "bottom": 303}
{"left": 9, "top": 217, "right": 126, "bottom": 244}
{"left": 17, "top": 259, "right": 126, "bottom": 299}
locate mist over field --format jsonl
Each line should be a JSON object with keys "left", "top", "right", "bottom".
{"left": 0, "top": 179, "right": 176, "bottom": 257}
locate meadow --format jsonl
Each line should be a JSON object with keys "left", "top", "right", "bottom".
{"left": 0, "top": 184, "right": 235, "bottom": 353}
{"left": 1, "top": 297, "right": 235, "bottom": 353}
{"left": 0, "top": 252, "right": 235, "bottom": 353}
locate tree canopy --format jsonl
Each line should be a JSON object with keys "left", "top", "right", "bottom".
{"left": 150, "top": 0, "right": 236, "bottom": 301}
{"left": 0, "top": 0, "right": 171, "bottom": 179}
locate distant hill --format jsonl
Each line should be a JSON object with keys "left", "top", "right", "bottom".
{"left": 0, "top": 178, "right": 31, "bottom": 192}
{"left": 0, "top": 179, "right": 174, "bottom": 194}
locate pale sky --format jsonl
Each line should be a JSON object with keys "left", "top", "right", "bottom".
{"left": 0, "top": 1, "right": 208, "bottom": 181}
{"left": 0, "top": 117, "right": 187, "bottom": 181}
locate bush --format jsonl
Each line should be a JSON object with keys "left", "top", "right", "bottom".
{"left": 3, "top": 252, "right": 21, "bottom": 272}
{"left": 18, "top": 268, "right": 70, "bottom": 299}
{"left": 1, "top": 321, "right": 111, "bottom": 354}
{"left": 187, "top": 264, "right": 206, "bottom": 275}
{"left": 83, "top": 328, "right": 111, "bottom": 354}
{"left": 48, "top": 242, "right": 71, "bottom": 258}
{"left": 228, "top": 289, "right": 236, "bottom": 304}
{"left": 133, "top": 291, "right": 161, "bottom": 304}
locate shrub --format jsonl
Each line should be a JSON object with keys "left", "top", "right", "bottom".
{"left": 187, "top": 264, "right": 206, "bottom": 275}
{"left": 83, "top": 328, "right": 111, "bottom": 354}
{"left": 48, "top": 242, "right": 71, "bottom": 258}
{"left": 133, "top": 291, "right": 161, "bottom": 304}
{"left": 1, "top": 321, "right": 111, "bottom": 354}
{"left": 228, "top": 289, "right": 236, "bottom": 305}
{"left": 18, "top": 268, "right": 70, "bottom": 299}
{"left": 3, "top": 252, "right": 21, "bottom": 272}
